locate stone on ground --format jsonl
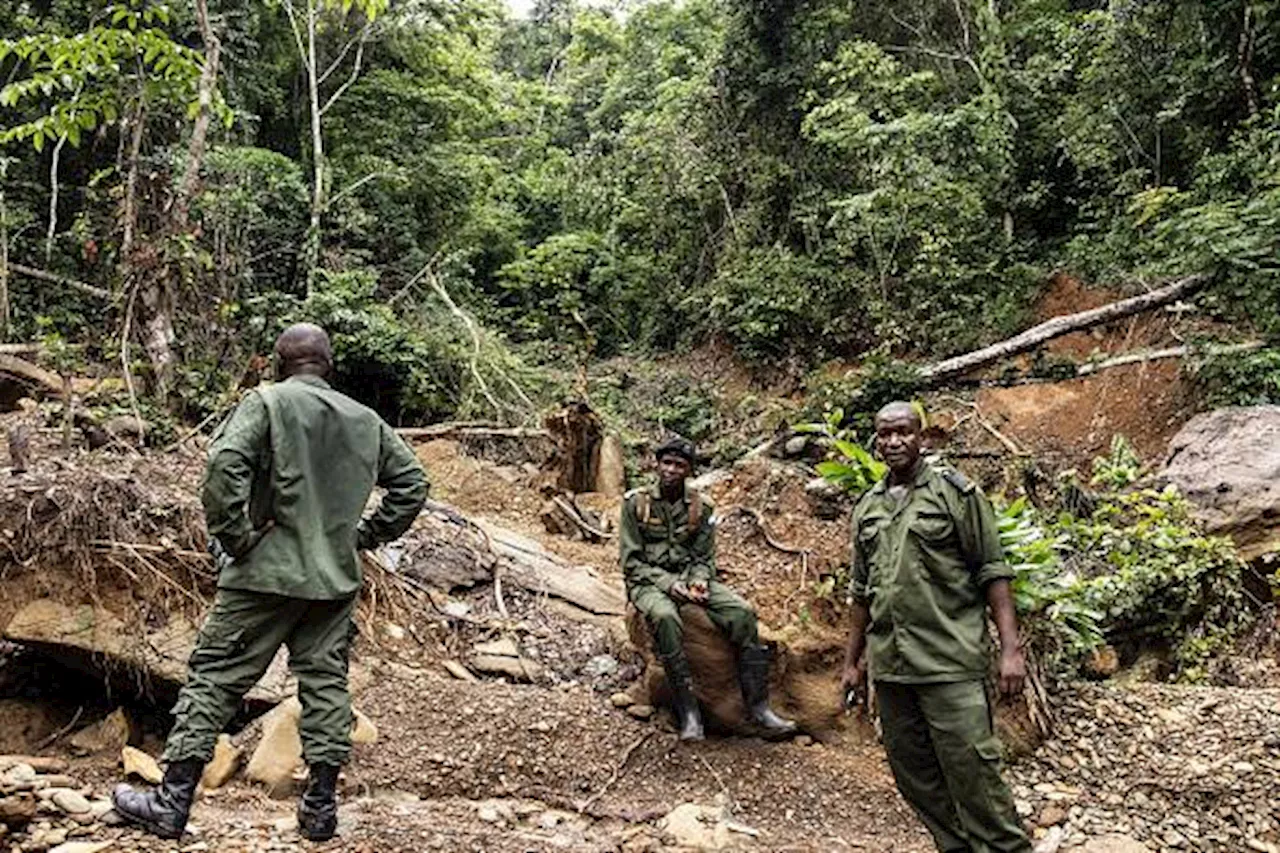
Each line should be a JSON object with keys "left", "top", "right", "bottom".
{"left": 49, "top": 842, "right": 115, "bottom": 853}
{"left": 0, "top": 793, "right": 36, "bottom": 826}
{"left": 120, "top": 745, "right": 162, "bottom": 784}
{"left": 1080, "top": 835, "right": 1151, "bottom": 853}
{"left": 199, "top": 735, "right": 241, "bottom": 789}
{"left": 246, "top": 698, "right": 303, "bottom": 797}
{"left": 352, "top": 709, "right": 378, "bottom": 745}
{"left": 659, "top": 803, "right": 753, "bottom": 851}
{"left": 70, "top": 708, "right": 132, "bottom": 756}
{"left": 246, "top": 698, "right": 377, "bottom": 795}
{"left": 47, "top": 788, "right": 91, "bottom": 815}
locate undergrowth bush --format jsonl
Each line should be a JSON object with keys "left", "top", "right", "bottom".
{"left": 1185, "top": 346, "right": 1280, "bottom": 408}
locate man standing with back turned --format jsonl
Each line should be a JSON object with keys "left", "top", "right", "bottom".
{"left": 113, "top": 323, "right": 428, "bottom": 842}
{"left": 841, "top": 402, "right": 1032, "bottom": 853}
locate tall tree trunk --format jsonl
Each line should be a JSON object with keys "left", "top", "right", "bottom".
{"left": 121, "top": 103, "right": 146, "bottom": 262}
{"left": 303, "top": 0, "right": 325, "bottom": 295}
{"left": 174, "top": 0, "right": 221, "bottom": 229}
{"left": 0, "top": 160, "right": 10, "bottom": 340}
{"left": 140, "top": 278, "right": 177, "bottom": 397}
{"left": 46, "top": 133, "right": 67, "bottom": 263}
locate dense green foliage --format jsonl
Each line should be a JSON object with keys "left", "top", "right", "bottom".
{"left": 1187, "top": 346, "right": 1280, "bottom": 407}
{"left": 2, "top": 0, "right": 1279, "bottom": 421}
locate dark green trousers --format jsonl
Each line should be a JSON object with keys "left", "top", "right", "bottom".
{"left": 877, "top": 680, "right": 1031, "bottom": 853}
{"left": 631, "top": 581, "right": 759, "bottom": 658}
{"left": 164, "top": 589, "right": 357, "bottom": 767}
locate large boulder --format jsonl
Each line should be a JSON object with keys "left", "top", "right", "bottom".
{"left": 3, "top": 599, "right": 292, "bottom": 707}
{"left": 1163, "top": 406, "right": 1280, "bottom": 561}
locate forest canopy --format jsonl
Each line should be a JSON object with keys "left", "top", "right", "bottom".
{"left": 2, "top": 0, "right": 1278, "bottom": 424}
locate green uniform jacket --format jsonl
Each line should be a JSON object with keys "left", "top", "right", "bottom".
{"left": 850, "top": 462, "right": 1012, "bottom": 684}
{"left": 202, "top": 375, "right": 429, "bottom": 600}
{"left": 619, "top": 484, "right": 716, "bottom": 598}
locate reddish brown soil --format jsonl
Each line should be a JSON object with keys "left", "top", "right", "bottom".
{"left": 955, "top": 274, "right": 1214, "bottom": 471}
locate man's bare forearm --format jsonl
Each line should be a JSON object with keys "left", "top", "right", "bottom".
{"left": 843, "top": 601, "right": 870, "bottom": 670}
{"left": 986, "top": 579, "right": 1021, "bottom": 653}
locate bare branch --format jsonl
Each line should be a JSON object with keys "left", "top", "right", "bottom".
{"left": 320, "top": 31, "right": 368, "bottom": 116}
{"left": 318, "top": 23, "right": 373, "bottom": 86}
{"left": 329, "top": 170, "right": 392, "bottom": 207}
{"left": 10, "top": 263, "right": 112, "bottom": 301}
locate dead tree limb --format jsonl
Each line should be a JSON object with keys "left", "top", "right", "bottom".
{"left": 724, "top": 505, "right": 811, "bottom": 556}
{"left": 0, "top": 354, "right": 63, "bottom": 394}
{"left": 974, "top": 340, "right": 1266, "bottom": 387}
{"left": 1075, "top": 341, "right": 1264, "bottom": 376}
{"left": 9, "top": 263, "right": 112, "bottom": 301}
{"left": 550, "top": 494, "right": 614, "bottom": 541}
{"left": 920, "top": 274, "right": 1209, "bottom": 384}
{"left": 396, "top": 424, "right": 550, "bottom": 440}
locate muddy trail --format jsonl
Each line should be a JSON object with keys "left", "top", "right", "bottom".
{"left": 0, "top": 427, "right": 1278, "bottom": 853}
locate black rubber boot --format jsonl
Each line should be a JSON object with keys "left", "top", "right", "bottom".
{"left": 661, "top": 651, "right": 704, "bottom": 742}
{"left": 111, "top": 758, "right": 203, "bottom": 840}
{"left": 739, "top": 643, "right": 797, "bottom": 739}
{"left": 297, "top": 763, "right": 341, "bottom": 841}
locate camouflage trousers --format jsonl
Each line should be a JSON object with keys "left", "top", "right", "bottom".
{"left": 631, "top": 581, "right": 759, "bottom": 659}
{"left": 877, "top": 679, "right": 1032, "bottom": 853}
{"left": 163, "top": 589, "right": 357, "bottom": 767}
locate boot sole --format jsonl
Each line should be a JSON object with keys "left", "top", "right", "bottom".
{"left": 116, "top": 812, "right": 184, "bottom": 840}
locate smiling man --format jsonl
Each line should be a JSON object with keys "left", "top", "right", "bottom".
{"left": 841, "top": 401, "right": 1031, "bottom": 853}
{"left": 619, "top": 436, "right": 795, "bottom": 741}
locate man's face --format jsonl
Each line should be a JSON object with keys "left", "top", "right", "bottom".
{"left": 657, "top": 453, "right": 692, "bottom": 490}
{"left": 874, "top": 410, "right": 922, "bottom": 474}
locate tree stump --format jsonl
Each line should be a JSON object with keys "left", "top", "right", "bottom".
{"left": 624, "top": 604, "right": 846, "bottom": 737}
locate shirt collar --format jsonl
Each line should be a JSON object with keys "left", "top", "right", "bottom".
{"left": 286, "top": 374, "right": 331, "bottom": 390}
{"left": 875, "top": 458, "right": 931, "bottom": 492}
{"left": 648, "top": 481, "right": 692, "bottom": 506}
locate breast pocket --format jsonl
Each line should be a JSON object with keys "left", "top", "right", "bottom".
{"left": 857, "top": 518, "right": 887, "bottom": 575}
{"left": 910, "top": 510, "right": 954, "bottom": 543}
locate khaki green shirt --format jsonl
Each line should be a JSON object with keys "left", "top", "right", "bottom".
{"left": 850, "top": 462, "right": 1012, "bottom": 683}
{"left": 619, "top": 484, "right": 716, "bottom": 597}
{"left": 203, "top": 375, "right": 428, "bottom": 600}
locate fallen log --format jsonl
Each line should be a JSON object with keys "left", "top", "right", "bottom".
{"left": 0, "top": 354, "right": 63, "bottom": 395}
{"left": 9, "top": 263, "right": 112, "bottom": 302}
{"left": 920, "top": 274, "right": 1210, "bottom": 384}
{"left": 1075, "top": 340, "right": 1264, "bottom": 377}
{"left": 970, "top": 341, "right": 1266, "bottom": 387}
{"left": 396, "top": 424, "right": 550, "bottom": 440}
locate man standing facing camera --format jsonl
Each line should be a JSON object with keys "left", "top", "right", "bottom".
{"left": 841, "top": 402, "right": 1032, "bottom": 853}
{"left": 620, "top": 437, "right": 796, "bottom": 741}
{"left": 113, "top": 323, "right": 428, "bottom": 842}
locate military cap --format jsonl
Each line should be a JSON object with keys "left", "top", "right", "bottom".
{"left": 654, "top": 436, "right": 697, "bottom": 465}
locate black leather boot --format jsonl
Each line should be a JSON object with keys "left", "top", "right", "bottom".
{"left": 112, "top": 758, "right": 203, "bottom": 839}
{"left": 661, "top": 651, "right": 704, "bottom": 742}
{"left": 739, "top": 643, "right": 797, "bottom": 738}
{"left": 297, "top": 763, "right": 341, "bottom": 841}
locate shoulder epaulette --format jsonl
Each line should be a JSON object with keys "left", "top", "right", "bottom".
{"left": 939, "top": 466, "right": 975, "bottom": 494}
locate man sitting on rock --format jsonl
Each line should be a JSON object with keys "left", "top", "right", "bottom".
{"left": 619, "top": 437, "right": 795, "bottom": 741}
{"left": 112, "top": 323, "right": 428, "bottom": 842}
